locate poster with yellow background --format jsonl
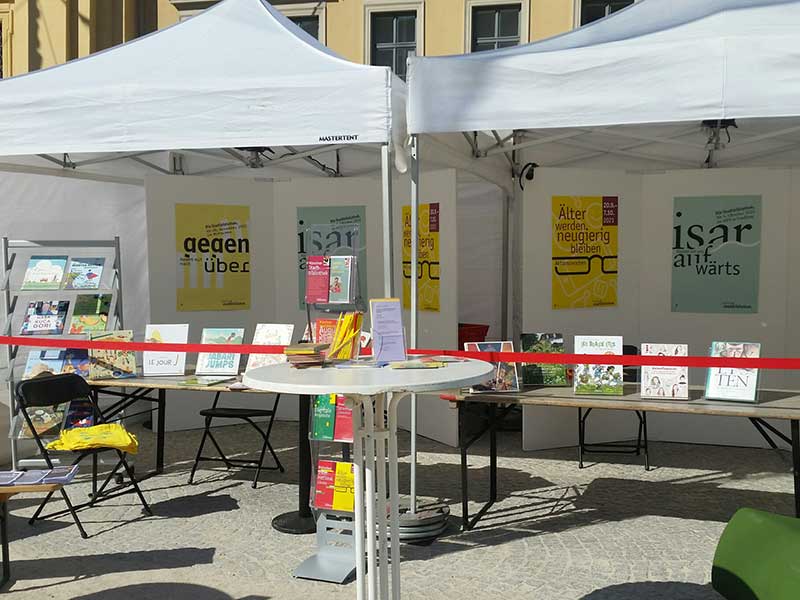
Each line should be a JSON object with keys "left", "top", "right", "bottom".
{"left": 176, "top": 203, "right": 251, "bottom": 311}
{"left": 551, "top": 196, "right": 618, "bottom": 309}
{"left": 402, "top": 203, "right": 440, "bottom": 312}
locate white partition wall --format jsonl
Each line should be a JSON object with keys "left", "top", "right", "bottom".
{"left": 521, "top": 166, "right": 799, "bottom": 451}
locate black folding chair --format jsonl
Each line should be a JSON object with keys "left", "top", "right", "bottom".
{"left": 16, "top": 373, "right": 152, "bottom": 539}
{"left": 188, "top": 391, "right": 284, "bottom": 489}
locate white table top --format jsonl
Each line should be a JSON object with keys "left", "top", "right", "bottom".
{"left": 242, "top": 359, "right": 495, "bottom": 396}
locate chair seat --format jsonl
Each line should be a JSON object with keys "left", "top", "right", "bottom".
{"left": 199, "top": 407, "right": 275, "bottom": 419}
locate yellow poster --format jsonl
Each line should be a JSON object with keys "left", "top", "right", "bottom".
{"left": 402, "top": 203, "right": 440, "bottom": 311}
{"left": 175, "top": 203, "right": 251, "bottom": 311}
{"left": 551, "top": 196, "right": 618, "bottom": 309}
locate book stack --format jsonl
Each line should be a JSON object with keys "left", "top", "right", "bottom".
{"left": 284, "top": 343, "right": 329, "bottom": 368}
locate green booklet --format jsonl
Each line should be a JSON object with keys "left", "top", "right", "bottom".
{"left": 311, "top": 394, "right": 336, "bottom": 440}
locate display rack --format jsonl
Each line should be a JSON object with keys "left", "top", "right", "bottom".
{"left": 1, "top": 237, "right": 124, "bottom": 469}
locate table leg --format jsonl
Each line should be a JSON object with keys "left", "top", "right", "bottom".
{"left": 363, "top": 397, "right": 378, "bottom": 600}
{"left": 387, "top": 394, "right": 401, "bottom": 600}
{"left": 792, "top": 420, "right": 800, "bottom": 518}
{"left": 1, "top": 501, "right": 9, "bottom": 589}
{"left": 375, "top": 395, "right": 390, "bottom": 600}
{"left": 353, "top": 400, "right": 366, "bottom": 600}
{"left": 156, "top": 389, "right": 166, "bottom": 474}
{"left": 272, "top": 394, "right": 316, "bottom": 534}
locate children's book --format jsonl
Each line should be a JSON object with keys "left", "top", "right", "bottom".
{"left": 63, "top": 258, "right": 105, "bottom": 290}
{"left": 68, "top": 294, "right": 111, "bottom": 334}
{"left": 314, "top": 319, "right": 339, "bottom": 345}
{"left": 305, "top": 256, "right": 330, "bottom": 305}
{"left": 20, "top": 300, "right": 70, "bottom": 335}
{"left": 705, "top": 341, "right": 761, "bottom": 403}
{"left": 22, "top": 350, "right": 66, "bottom": 379}
{"left": 143, "top": 324, "right": 189, "bottom": 376}
{"left": 20, "top": 255, "right": 68, "bottom": 290}
{"left": 88, "top": 330, "right": 136, "bottom": 379}
{"left": 641, "top": 343, "right": 689, "bottom": 399}
{"left": 574, "top": 336, "right": 624, "bottom": 395}
{"left": 312, "top": 394, "right": 336, "bottom": 440}
{"left": 244, "top": 323, "right": 294, "bottom": 372}
{"left": 328, "top": 256, "right": 355, "bottom": 304}
{"left": 333, "top": 396, "right": 353, "bottom": 443}
{"left": 520, "top": 333, "right": 569, "bottom": 386}
{"left": 314, "top": 460, "right": 355, "bottom": 512}
{"left": 465, "top": 341, "right": 520, "bottom": 393}
{"left": 62, "top": 400, "right": 95, "bottom": 430}
{"left": 196, "top": 328, "right": 244, "bottom": 375}
{"left": 62, "top": 349, "right": 91, "bottom": 378}
{"left": 12, "top": 406, "right": 65, "bottom": 440}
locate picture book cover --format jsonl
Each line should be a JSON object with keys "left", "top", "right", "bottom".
{"left": 314, "top": 459, "right": 336, "bottom": 510}
{"left": 520, "top": 333, "right": 569, "bottom": 386}
{"left": 88, "top": 330, "right": 136, "bottom": 379}
{"left": 196, "top": 328, "right": 244, "bottom": 375}
{"left": 245, "top": 323, "right": 294, "bottom": 372}
{"left": 314, "top": 460, "right": 355, "bottom": 512}
{"left": 464, "top": 341, "right": 520, "bottom": 393}
{"left": 22, "top": 350, "right": 66, "bottom": 379}
{"left": 312, "top": 394, "right": 336, "bottom": 440}
{"left": 328, "top": 256, "right": 355, "bottom": 304}
{"left": 20, "top": 255, "right": 67, "bottom": 290}
{"left": 574, "top": 335, "right": 624, "bottom": 395}
{"left": 20, "top": 300, "right": 70, "bottom": 335}
{"left": 62, "top": 399, "right": 94, "bottom": 430}
{"left": 333, "top": 395, "right": 353, "bottom": 442}
{"left": 641, "top": 343, "right": 689, "bottom": 399}
{"left": 705, "top": 341, "right": 761, "bottom": 403}
{"left": 62, "top": 349, "right": 90, "bottom": 378}
{"left": 305, "top": 255, "right": 330, "bottom": 305}
{"left": 13, "top": 405, "right": 65, "bottom": 439}
{"left": 143, "top": 324, "right": 190, "bottom": 376}
{"left": 68, "top": 294, "right": 112, "bottom": 334}
{"left": 63, "top": 258, "right": 105, "bottom": 290}
{"left": 314, "top": 319, "right": 338, "bottom": 345}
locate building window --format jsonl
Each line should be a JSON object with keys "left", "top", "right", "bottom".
{"left": 289, "top": 15, "right": 320, "bottom": 40}
{"left": 471, "top": 4, "right": 521, "bottom": 52}
{"left": 0, "top": 22, "right": 4, "bottom": 79}
{"left": 580, "top": 0, "right": 635, "bottom": 26}
{"left": 370, "top": 11, "right": 416, "bottom": 80}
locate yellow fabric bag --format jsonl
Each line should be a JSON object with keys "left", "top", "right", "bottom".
{"left": 47, "top": 423, "right": 139, "bottom": 455}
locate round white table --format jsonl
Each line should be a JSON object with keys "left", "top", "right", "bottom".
{"left": 243, "top": 359, "right": 494, "bottom": 600}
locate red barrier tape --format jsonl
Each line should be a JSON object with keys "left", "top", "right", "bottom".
{"left": 2, "top": 336, "right": 800, "bottom": 370}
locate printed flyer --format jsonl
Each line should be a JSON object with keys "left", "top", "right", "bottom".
{"left": 402, "top": 202, "right": 440, "bottom": 311}
{"left": 551, "top": 196, "right": 618, "bottom": 309}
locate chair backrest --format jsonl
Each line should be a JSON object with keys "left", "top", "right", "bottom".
{"left": 16, "top": 373, "right": 93, "bottom": 409}
{"left": 622, "top": 345, "right": 638, "bottom": 383}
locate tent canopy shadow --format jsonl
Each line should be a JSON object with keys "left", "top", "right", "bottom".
{"left": 69, "top": 582, "right": 268, "bottom": 600}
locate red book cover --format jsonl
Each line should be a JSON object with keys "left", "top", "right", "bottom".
{"left": 314, "top": 459, "right": 336, "bottom": 510}
{"left": 315, "top": 318, "right": 339, "bottom": 345}
{"left": 305, "top": 256, "right": 330, "bottom": 304}
{"left": 333, "top": 395, "right": 353, "bottom": 442}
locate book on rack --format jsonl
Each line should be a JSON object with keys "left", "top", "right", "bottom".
{"left": 370, "top": 298, "right": 406, "bottom": 363}
{"left": 143, "top": 324, "right": 190, "bottom": 376}
{"left": 20, "top": 300, "right": 70, "bottom": 335}
{"left": 305, "top": 255, "right": 331, "bottom": 305}
{"left": 314, "top": 319, "right": 339, "bottom": 345}
{"left": 20, "top": 255, "right": 68, "bottom": 290}
{"left": 520, "top": 332, "right": 569, "bottom": 386}
{"left": 244, "top": 324, "right": 295, "bottom": 372}
{"left": 178, "top": 375, "right": 237, "bottom": 387}
{"left": 641, "top": 343, "right": 689, "bottom": 399}
{"left": 68, "top": 294, "right": 112, "bottom": 334}
{"left": 196, "top": 328, "right": 244, "bottom": 375}
{"left": 464, "top": 341, "right": 520, "bottom": 393}
{"left": 333, "top": 396, "right": 353, "bottom": 442}
{"left": 22, "top": 350, "right": 66, "bottom": 379}
{"left": 312, "top": 394, "right": 336, "bottom": 440}
{"left": 62, "top": 349, "right": 90, "bottom": 378}
{"left": 328, "top": 256, "right": 355, "bottom": 304}
{"left": 705, "top": 341, "right": 761, "bottom": 403}
{"left": 63, "top": 258, "right": 105, "bottom": 290}
{"left": 88, "top": 330, "right": 137, "bottom": 379}
{"left": 327, "top": 312, "right": 363, "bottom": 361}
{"left": 62, "top": 399, "right": 95, "bottom": 430}
{"left": 574, "top": 335, "right": 624, "bottom": 395}
{"left": 314, "top": 460, "right": 355, "bottom": 512}
{"left": 12, "top": 405, "right": 65, "bottom": 440}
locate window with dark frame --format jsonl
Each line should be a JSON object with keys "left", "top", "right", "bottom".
{"left": 370, "top": 11, "right": 416, "bottom": 80}
{"left": 580, "top": 0, "right": 635, "bottom": 26}
{"left": 0, "top": 22, "right": 3, "bottom": 79}
{"left": 471, "top": 4, "right": 521, "bottom": 52}
{"left": 289, "top": 15, "right": 320, "bottom": 40}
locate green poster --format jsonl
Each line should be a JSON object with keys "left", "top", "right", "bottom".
{"left": 297, "top": 206, "right": 366, "bottom": 309}
{"left": 671, "top": 195, "right": 761, "bottom": 313}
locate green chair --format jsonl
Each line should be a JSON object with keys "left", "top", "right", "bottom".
{"left": 712, "top": 507, "right": 800, "bottom": 600}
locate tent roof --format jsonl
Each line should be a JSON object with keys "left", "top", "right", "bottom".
{"left": 407, "top": 0, "right": 800, "bottom": 136}
{"left": 0, "top": 0, "right": 407, "bottom": 157}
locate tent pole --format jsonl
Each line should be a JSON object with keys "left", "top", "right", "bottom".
{"left": 410, "top": 134, "right": 420, "bottom": 514}
{"left": 381, "top": 144, "right": 394, "bottom": 297}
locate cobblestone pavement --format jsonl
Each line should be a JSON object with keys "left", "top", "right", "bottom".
{"left": 3, "top": 418, "right": 793, "bottom": 599}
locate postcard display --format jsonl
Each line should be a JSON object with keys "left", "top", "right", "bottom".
{"left": 1, "top": 237, "right": 125, "bottom": 469}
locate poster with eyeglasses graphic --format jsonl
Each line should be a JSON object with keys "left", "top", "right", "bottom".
{"left": 402, "top": 203, "right": 440, "bottom": 312}
{"left": 551, "top": 196, "right": 618, "bottom": 309}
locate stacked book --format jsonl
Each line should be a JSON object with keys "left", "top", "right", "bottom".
{"left": 284, "top": 343, "right": 329, "bottom": 368}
